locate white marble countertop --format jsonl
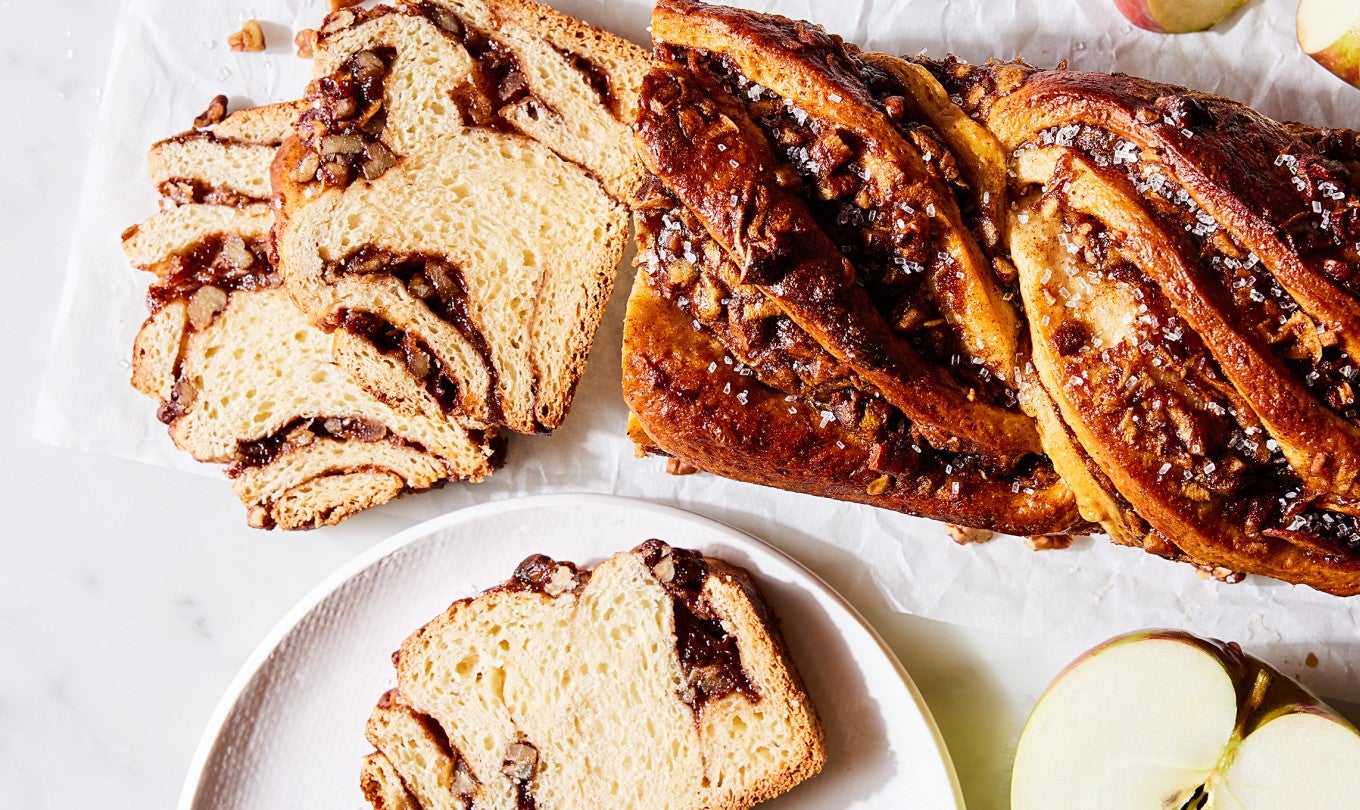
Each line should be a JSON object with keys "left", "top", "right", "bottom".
{"left": 3, "top": 2, "right": 1357, "bottom": 809}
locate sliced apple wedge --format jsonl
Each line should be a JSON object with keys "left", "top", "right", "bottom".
{"left": 1114, "top": 0, "right": 1247, "bottom": 34}
{"left": 1299, "top": 0, "right": 1360, "bottom": 88}
{"left": 1012, "top": 630, "right": 1360, "bottom": 810}
{"left": 1214, "top": 710, "right": 1360, "bottom": 808}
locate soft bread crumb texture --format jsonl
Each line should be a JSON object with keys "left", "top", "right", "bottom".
{"left": 275, "top": 0, "right": 645, "bottom": 434}
{"left": 387, "top": 547, "right": 825, "bottom": 810}
{"left": 126, "top": 99, "right": 494, "bottom": 530}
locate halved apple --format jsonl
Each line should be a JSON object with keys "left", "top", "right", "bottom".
{"left": 1011, "top": 630, "right": 1360, "bottom": 809}
{"left": 1299, "top": 0, "right": 1360, "bottom": 88}
{"left": 1114, "top": 0, "right": 1247, "bottom": 34}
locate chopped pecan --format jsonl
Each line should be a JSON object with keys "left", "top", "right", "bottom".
{"left": 193, "top": 95, "right": 228, "bottom": 129}
{"left": 227, "top": 19, "right": 265, "bottom": 52}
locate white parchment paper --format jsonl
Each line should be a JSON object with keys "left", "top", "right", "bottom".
{"left": 35, "top": 0, "right": 1360, "bottom": 699}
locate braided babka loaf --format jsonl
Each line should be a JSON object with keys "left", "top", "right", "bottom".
{"left": 625, "top": 0, "right": 1088, "bottom": 537}
{"left": 125, "top": 102, "right": 496, "bottom": 530}
{"left": 623, "top": 0, "right": 1360, "bottom": 594}
{"left": 360, "top": 541, "right": 825, "bottom": 810}
{"left": 272, "top": 0, "right": 647, "bottom": 435}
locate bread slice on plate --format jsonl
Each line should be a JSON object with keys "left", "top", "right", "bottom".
{"left": 125, "top": 101, "right": 495, "bottom": 529}
{"left": 273, "top": 0, "right": 647, "bottom": 434}
{"left": 361, "top": 540, "right": 826, "bottom": 810}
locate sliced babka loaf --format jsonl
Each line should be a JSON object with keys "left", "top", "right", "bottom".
{"left": 272, "top": 0, "right": 646, "bottom": 434}
{"left": 125, "top": 101, "right": 495, "bottom": 529}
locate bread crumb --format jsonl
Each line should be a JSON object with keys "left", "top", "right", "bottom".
{"left": 228, "top": 19, "right": 266, "bottom": 52}
{"left": 945, "top": 524, "right": 993, "bottom": 545}
{"left": 1305, "top": 652, "right": 1319, "bottom": 668}
{"left": 865, "top": 474, "right": 892, "bottom": 496}
{"left": 1025, "top": 534, "right": 1073, "bottom": 551}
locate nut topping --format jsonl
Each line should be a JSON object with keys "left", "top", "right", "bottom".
{"left": 665, "top": 457, "right": 700, "bottom": 475}
{"left": 320, "top": 9, "right": 356, "bottom": 35}
{"left": 220, "top": 235, "right": 255, "bottom": 270}
{"left": 319, "top": 160, "right": 352, "bottom": 187}
{"left": 158, "top": 378, "right": 198, "bottom": 424}
{"left": 296, "top": 48, "right": 399, "bottom": 187}
{"left": 686, "top": 663, "right": 738, "bottom": 700}
{"left": 193, "top": 95, "right": 228, "bottom": 129}
{"left": 321, "top": 133, "right": 366, "bottom": 156}
{"left": 361, "top": 139, "right": 398, "bottom": 180}
{"left": 294, "top": 28, "right": 317, "bottom": 59}
{"left": 865, "top": 474, "right": 892, "bottom": 495}
{"left": 227, "top": 19, "right": 266, "bottom": 52}
{"left": 945, "top": 524, "right": 994, "bottom": 545}
{"left": 322, "top": 416, "right": 388, "bottom": 442}
{"left": 542, "top": 564, "right": 578, "bottom": 597}
{"left": 1025, "top": 534, "right": 1075, "bottom": 551}
{"left": 428, "top": 6, "right": 465, "bottom": 37}
{"left": 292, "top": 151, "right": 321, "bottom": 184}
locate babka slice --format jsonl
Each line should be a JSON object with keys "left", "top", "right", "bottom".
{"left": 362, "top": 541, "right": 825, "bottom": 810}
{"left": 624, "top": 0, "right": 1086, "bottom": 535}
{"left": 273, "top": 0, "right": 646, "bottom": 434}
{"left": 125, "top": 101, "right": 495, "bottom": 529}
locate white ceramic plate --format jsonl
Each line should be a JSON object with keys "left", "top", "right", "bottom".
{"left": 180, "top": 494, "right": 964, "bottom": 809}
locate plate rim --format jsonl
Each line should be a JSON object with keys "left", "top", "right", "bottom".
{"left": 178, "top": 492, "right": 965, "bottom": 809}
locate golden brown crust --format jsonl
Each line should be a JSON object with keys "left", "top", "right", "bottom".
{"left": 638, "top": 3, "right": 1043, "bottom": 460}
{"left": 653, "top": 0, "right": 1022, "bottom": 386}
{"left": 623, "top": 272, "right": 1088, "bottom": 535}
{"left": 985, "top": 65, "right": 1360, "bottom": 594}
{"left": 636, "top": 59, "right": 1038, "bottom": 459}
{"left": 629, "top": 2, "right": 1360, "bottom": 593}
{"left": 628, "top": 0, "right": 1085, "bottom": 537}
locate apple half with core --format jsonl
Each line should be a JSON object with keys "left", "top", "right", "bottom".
{"left": 1114, "top": 0, "right": 1246, "bottom": 34}
{"left": 1299, "top": 0, "right": 1360, "bottom": 88}
{"left": 1011, "top": 630, "right": 1360, "bottom": 809}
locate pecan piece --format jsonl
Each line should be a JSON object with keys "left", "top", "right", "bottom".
{"left": 193, "top": 95, "right": 228, "bottom": 129}
{"left": 227, "top": 19, "right": 266, "bottom": 52}
{"left": 295, "top": 28, "right": 317, "bottom": 59}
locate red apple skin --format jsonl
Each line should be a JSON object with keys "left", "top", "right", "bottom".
{"left": 1307, "top": 36, "right": 1360, "bottom": 89}
{"left": 1114, "top": 0, "right": 1166, "bottom": 32}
